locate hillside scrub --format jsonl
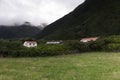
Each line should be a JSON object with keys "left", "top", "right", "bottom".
{"left": 38, "top": 0, "right": 120, "bottom": 40}
{"left": 1, "top": 35, "right": 120, "bottom": 57}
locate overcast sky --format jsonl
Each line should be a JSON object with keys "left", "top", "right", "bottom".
{"left": 0, "top": 0, "right": 85, "bottom": 25}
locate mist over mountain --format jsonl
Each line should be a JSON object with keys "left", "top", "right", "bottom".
{"left": 37, "top": 0, "right": 120, "bottom": 40}
{"left": 0, "top": 22, "right": 42, "bottom": 39}
{"left": 0, "top": 0, "right": 84, "bottom": 26}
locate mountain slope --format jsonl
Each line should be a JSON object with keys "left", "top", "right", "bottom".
{"left": 37, "top": 0, "right": 120, "bottom": 40}
{"left": 0, "top": 25, "right": 41, "bottom": 39}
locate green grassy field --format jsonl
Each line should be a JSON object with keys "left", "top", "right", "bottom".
{"left": 0, "top": 52, "right": 120, "bottom": 80}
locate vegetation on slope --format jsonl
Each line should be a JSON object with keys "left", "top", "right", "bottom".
{"left": 1, "top": 35, "right": 120, "bottom": 57}
{"left": 0, "top": 22, "right": 42, "bottom": 39}
{"left": 37, "top": 0, "right": 120, "bottom": 40}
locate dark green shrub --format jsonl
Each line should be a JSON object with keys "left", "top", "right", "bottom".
{"left": 102, "top": 35, "right": 120, "bottom": 44}
{"left": 36, "top": 44, "right": 68, "bottom": 56}
{"left": 104, "top": 43, "right": 120, "bottom": 51}
{"left": 64, "top": 40, "right": 90, "bottom": 52}
{"left": 89, "top": 39, "right": 106, "bottom": 51}
{"left": 2, "top": 35, "right": 120, "bottom": 57}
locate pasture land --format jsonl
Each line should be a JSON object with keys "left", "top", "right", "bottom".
{"left": 0, "top": 52, "right": 120, "bottom": 80}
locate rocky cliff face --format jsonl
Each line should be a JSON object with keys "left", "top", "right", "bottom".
{"left": 37, "top": 0, "right": 120, "bottom": 40}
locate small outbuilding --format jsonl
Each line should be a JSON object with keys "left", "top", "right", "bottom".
{"left": 46, "top": 41, "right": 62, "bottom": 44}
{"left": 80, "top": 37, "right": 98, "bottom": 42}
{"left": 23, "top": 41, "right": 37, "bottom": 47}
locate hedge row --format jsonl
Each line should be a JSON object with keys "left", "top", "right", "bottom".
{"left": 1, "top": 35, "right": 120, "bottom": 57}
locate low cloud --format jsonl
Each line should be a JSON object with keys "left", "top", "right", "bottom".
{"left": 0, "top": 0, "right": 85, "bottom": 25}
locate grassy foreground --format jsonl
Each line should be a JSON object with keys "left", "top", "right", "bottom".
{"left": 0, "top": 52, "right": 120, "bottom": 80}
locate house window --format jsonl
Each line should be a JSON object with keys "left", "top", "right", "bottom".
{"left": 29, "top": 43, "right": 31, "bottom": 45}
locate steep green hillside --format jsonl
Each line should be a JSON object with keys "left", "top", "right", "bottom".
{"left": 0, "top": 25, "right": 41, "bottom": 39}
{"left": 38, "top": 0, "right": 120, "bottom": 40}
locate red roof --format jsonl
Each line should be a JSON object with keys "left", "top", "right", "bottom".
{"left": 25, "top": 41, "right": 37, "bottom": 43}
{"left": 81, "top": 37, "right": 98, "bottom": 41}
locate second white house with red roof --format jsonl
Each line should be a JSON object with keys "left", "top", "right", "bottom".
{"left": 80, "top": 37, "right": 98, "bottom": 42}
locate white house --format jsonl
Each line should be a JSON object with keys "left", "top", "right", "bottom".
{"left": 80, "top": 37, "right": 98, "bottom": 42}
{"left": 23, "top": 41, "right": 37, "bottom": 47}
{"left": 46, "top": 41, "right": 62, "bottom": 44}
